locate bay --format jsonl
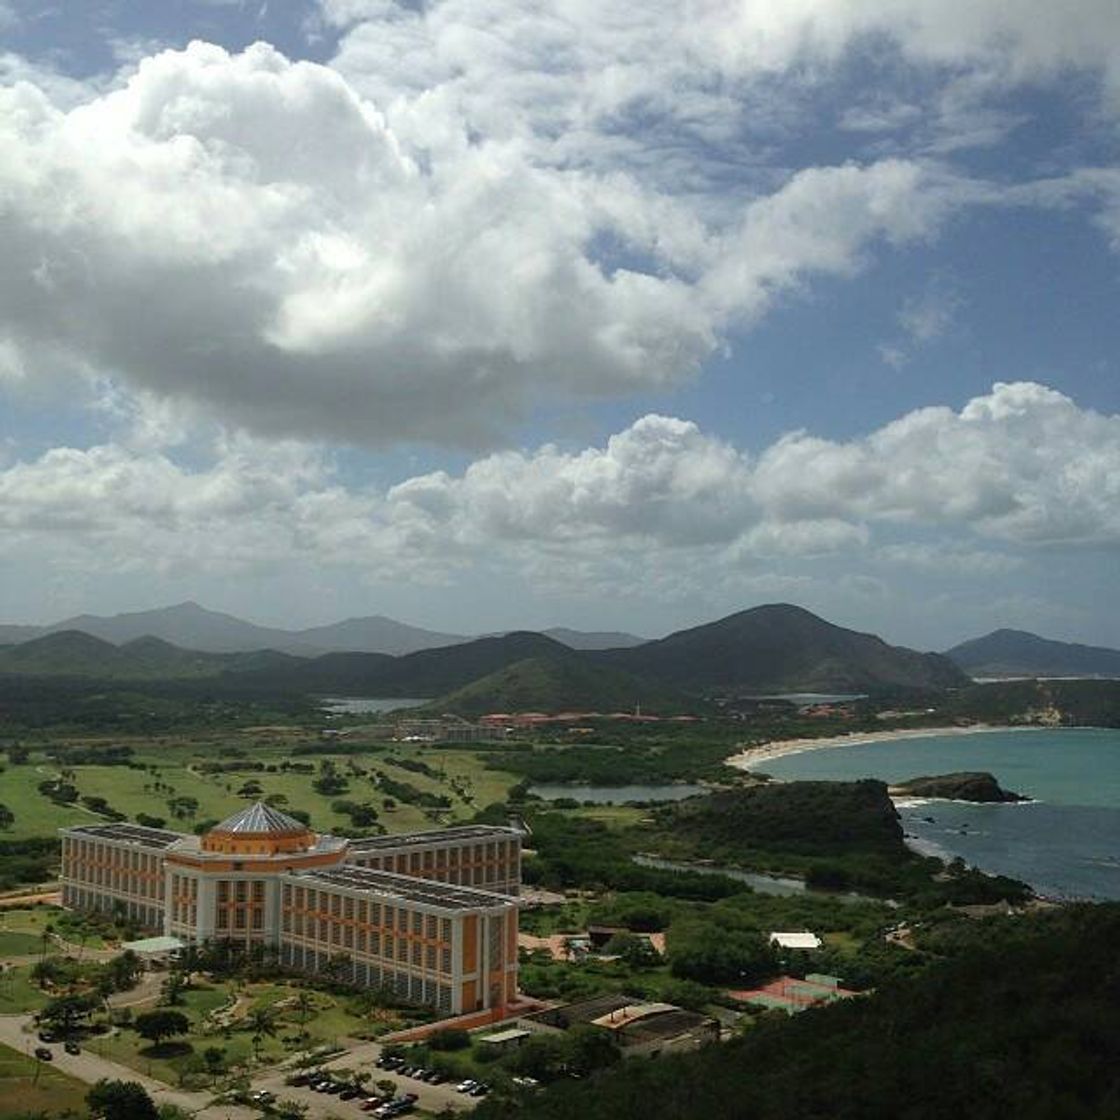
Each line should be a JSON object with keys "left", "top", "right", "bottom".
{"left": 759, "top": 728, "right": 1120, "bottom": 900}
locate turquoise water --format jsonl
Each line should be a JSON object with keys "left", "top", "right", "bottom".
{"left": 758, "top": 728, "right": 1120, "bottom": 901}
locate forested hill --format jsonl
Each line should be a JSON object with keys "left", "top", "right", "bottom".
{"left": 424, "top": 655, "right": 694, "bottom": 716}
{"left": 599, "top": 603, "right": 968, "bottom": 693}
{"left": 478, "top": 904, "right": 1120, "bottom": 1120}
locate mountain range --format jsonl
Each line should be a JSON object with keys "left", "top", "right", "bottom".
{"left": 3, "top": 602, "right": 1116, "bottom": 708}
{"left": 0, "top": 601, "right": 644, "bottom": 656}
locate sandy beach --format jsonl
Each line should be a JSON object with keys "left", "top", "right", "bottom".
{"left": 726, "top": 723, "right": 1045, "bottom": 773}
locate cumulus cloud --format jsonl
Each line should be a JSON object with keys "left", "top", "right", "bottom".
{"left": 0, "top": 39, "right": 962, "bottom": 445}
{"left": 2, "top": 383, "right": 1115, "bottom": 594}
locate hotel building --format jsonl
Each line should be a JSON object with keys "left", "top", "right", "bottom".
{"left": 60, "top": 803, "right": 521, "bottom": 1018}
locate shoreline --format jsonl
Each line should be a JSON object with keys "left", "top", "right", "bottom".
{"left": 726, "top": 723, "right": 1048, "bottom": 773}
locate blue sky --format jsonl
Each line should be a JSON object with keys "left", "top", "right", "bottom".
{"left": 1, "top": 0, "right": 1118, "bottom": 649}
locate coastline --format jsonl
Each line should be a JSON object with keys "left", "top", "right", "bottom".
{"left": 726, "top": 723, "right": 1047, "bottom": 773}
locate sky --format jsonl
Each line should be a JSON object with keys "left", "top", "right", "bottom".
{"left": 1, "top": 0, "right": 1119, "bottom": 651}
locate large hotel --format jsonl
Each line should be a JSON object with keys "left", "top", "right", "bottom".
{"left": 60, "top": 805, "right": 522, "bottom": 1018}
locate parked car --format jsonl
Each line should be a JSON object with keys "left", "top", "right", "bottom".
{"left": 64, "top": 1041, "right": 81, "bottom": 1056}
{"left": 34, "top": 1047, "right": 53, "bottom": 1061}
{"left": 339, "top": 1087, "right": 361, "bottom": 1100}
{"left": 469, "top": 1083, "right": 490, "bottom": 1097}
{"left": 288, "top": 1072, "right": 312, "bottom": 1086}
{"left": 455, "top": 1079, "right": 478, "bottom": 1093}
{"left": 37, "top": 1032, "right": 56, "bottom": 1043}
{"left": 250, "top": 1090, "right": 275, "bottom": 1104}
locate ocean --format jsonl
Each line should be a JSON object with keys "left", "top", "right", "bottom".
{"left": 757, "top": 728, "right": 1120, "bottom": 901}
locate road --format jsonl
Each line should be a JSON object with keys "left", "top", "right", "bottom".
{"left": 0, "top": 1011, "right": 256, "bottom": 1120}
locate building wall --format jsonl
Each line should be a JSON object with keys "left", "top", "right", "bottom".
{"left": 275, "top": 877, "right": 517, "bottom": 1017}
{"left": 59, "top": 833, "right": 167, "bottom": 932}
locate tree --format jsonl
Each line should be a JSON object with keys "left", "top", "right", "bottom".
{"left": 40, "top": 992, "right": 100, "bottom": 1032}
{"left": 87, "top": 1079, "right": 159, "bottom": 1120}
{"left": 134, "top": 1009, "right": 190, "bottom": 1047}
{"left": 160, "top": 972, "right": 187, "bottom": 1006}
{"left": 104, "top": 949, "right": 144, "bottom": 993}
{"left": 274, "top": 1101, "right": 309, "bottom": 1120}
{"left": 202, "top": 1046, "right": 226, "bottom": 1077}
{"left": 293, "top": 988, "right": 315, "bottom": 1040}
{"left": 245, "top": 1005, "right": 278, "bottom": 1062}
{"left": 0, "top": 803, "right": 14, "bottom": 830}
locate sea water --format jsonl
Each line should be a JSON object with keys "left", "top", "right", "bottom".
{"left": 758, "top": 728, "right": 1120, "bottom": 900}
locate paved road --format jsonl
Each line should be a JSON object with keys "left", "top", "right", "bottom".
{"left": 0, "top": 1012, "right": 256, "bottom": 1120}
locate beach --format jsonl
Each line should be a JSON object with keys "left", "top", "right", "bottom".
{"left": 726, "top": 723, "right": 1045, "bottom": 773}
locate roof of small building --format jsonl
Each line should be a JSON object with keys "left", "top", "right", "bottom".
{"left": 209, "top": 801, "right": 310, "bottom": 836}
{"left": 769, "top": 931, "right": 823, "bottom": 949}
{"left": 63, "top": 822, "right": 186, "bottom": 849}
{"left": 346, "top": 824, "right": 519, "bottom": 852}
{"left": 120, "top": 935, "right": 185, "bottom": 955}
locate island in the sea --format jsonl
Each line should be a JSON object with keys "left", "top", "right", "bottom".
{"left": 889, "top": 771, "right": 1029, "bottom": 803}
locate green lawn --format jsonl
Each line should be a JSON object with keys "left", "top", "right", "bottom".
{"left": 1, "top": 739, "right": 520, "bottom": 844}
{"left": 0, "top": 965, "right": 50, "bottom": 1014}
{"left": 0, "top": 1041, "right": 89, "bottom": 1118}
{"left": 94, "top": 978, "right": 378, "bottom": 1086}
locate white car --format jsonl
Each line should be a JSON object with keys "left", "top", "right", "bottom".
{"left": 455, "top": 1079, "right": 478, "bottom": 1093}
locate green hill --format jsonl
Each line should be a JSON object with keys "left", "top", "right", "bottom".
{"left": 602, "top": 603, "right": 968, "bottom": 694}
{"left": 425, "top": 655, "right": 694, "bottom": 716}
{"left": 0, "top": 630, "right": 220, "bottom": 678}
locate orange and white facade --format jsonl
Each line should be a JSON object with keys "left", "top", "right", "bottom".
{"left": 60, "top": 804, "right": 521, "bottom": 1017}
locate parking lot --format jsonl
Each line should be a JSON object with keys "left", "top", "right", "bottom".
{"left": 248, "top": 1039, "right": 480, "bottom": 1117}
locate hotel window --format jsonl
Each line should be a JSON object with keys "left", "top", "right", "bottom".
{"left": 440, "top": 947, "right": 452, "bottom": 973}
{"left": 253, "top": 881, "right": 264, "bottom": 901}
{"left": 344, "top": 898, "right": 354, "bottom": 920}
{"left": 371, "top": 933, "right": 382, "bottom": 955}
{"left": 356, "top": 931, "right": 367, "bottom": 953}
{"left": 384, "top": 906, "right": 394, "bottom": 928}
{"left": 252, "top": 909, "right": 263, "bottom": 930}
{"left": 357, "top": 901, "right": 367, "bottom": 923}
{"left": 410, "top": 853, "right": 420, "bottom": 872}
{"left": 397, "top": 909, "right": 408, "bottom": 932}
{"left": 426, "top": 916, "right": 437, "bottom": 939}
{"left": 235, "top": 910, "right": 246, "bottom": 930}
{"left": 423, "top": 850, "right": 433, "bottom": 869}
{"left": 412, "top": 913, "right": 422, "bottom": 935}
{"left": 236, "top": 882, "right": 247, "bottom": 902}
{"left": 397, "top": 939, "right": 408, "bottom": 961}
{"left": 331, "top": 896, "right": 341, "bottom": 916}
{"left": 319, "top": 919, "right": 329, "bottom": 940}
{"left": 425, "top": 945, "right": 436, "bottom": 970}
{"left": 344, "top": 927, "right": 353, "bottom": 948}
{"left": 411, "top": 943, "right": 422, "bottom": 966}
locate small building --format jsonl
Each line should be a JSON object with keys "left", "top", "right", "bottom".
{"left": 517, "top": 994, "right": 718, "bottom": 1057}
{"left": 478, "top": 1027, "right": 531, "bottom": 1052}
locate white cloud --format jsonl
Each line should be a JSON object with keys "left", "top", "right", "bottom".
{"left": 0, "top": 40, "right": 960, "bottom": 446}
{"left": 1, "top": 383, "right": 1115, "bottom": 596}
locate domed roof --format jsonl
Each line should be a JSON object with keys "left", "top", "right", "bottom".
{"left": 210, "top": 802, "right": 308, "bottom": 836}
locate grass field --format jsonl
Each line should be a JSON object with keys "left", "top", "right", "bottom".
{"left": 0, "top": 965, "right": 50, "bottom": 1014}
{"left": 0, "top": 739, "right": 519, "bottom": 843}
{"left": 0, "top": 1041, "right": 88, "bottom": 1117}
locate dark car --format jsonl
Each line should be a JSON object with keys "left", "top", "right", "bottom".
{"left": 37, "top": 1031, "right": 56, "bottom": 1043}
{"left": 339, "top": 1087, "right": 361, "bottom": 1100}
{"left": 288, "top": 1072, "right": 312, "bottom": 1086}
{"left": 34, "top": 1047, "right": 53, "bottom": 1061}
{"left": 64, "top": 1041, "right": 80, "bottom": 1055}
{"left": 469, "top": 1083, "right": 490, "bottom": 1097}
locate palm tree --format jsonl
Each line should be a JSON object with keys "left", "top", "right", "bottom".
{"left": 293, "top": 989, "right": 315, "bottom": 1042}
{"left": 246, "top": 1005, "right": 278, "bottom": 1063}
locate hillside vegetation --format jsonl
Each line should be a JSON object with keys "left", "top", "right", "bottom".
{"left": 478, "top": 903, "right": 1120, "bottom": 1120}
